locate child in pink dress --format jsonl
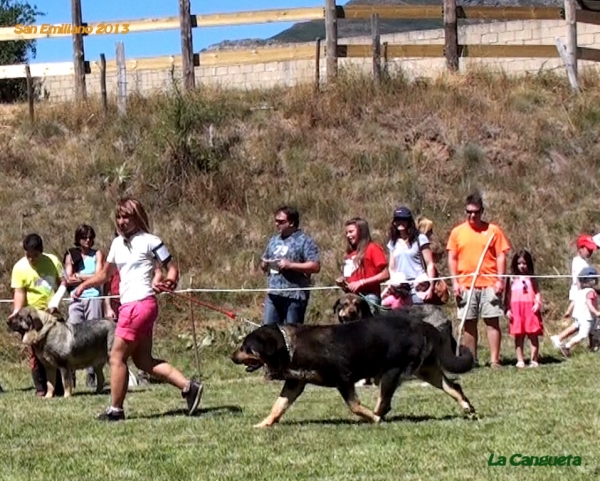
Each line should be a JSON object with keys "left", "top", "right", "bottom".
{"left": 504, "top": 250, "right": 543, "bottom": 368}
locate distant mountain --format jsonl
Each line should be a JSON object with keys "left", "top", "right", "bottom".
{"left": 204, "top": 0, "right": 563, "bottom": 51}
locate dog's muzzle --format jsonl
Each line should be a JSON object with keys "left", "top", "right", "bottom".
{"left": 231, "top": 349, "right": 264, "bottom": 372}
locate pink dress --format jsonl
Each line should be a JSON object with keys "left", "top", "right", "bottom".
{"left": 509, "top": 276, "right": 543, "bottom": 336}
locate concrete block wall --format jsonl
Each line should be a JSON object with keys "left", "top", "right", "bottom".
{"left": 38, "top": 19, "right": 600, "bottom": 101}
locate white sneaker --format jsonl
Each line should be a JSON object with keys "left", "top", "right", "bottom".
{"left": 551, "top": 335, "right": 562, "bottom": 349}
{"left": 354, "top": 379, "right": 367, "bottom": 387}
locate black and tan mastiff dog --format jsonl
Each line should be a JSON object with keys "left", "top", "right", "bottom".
{"left": 6, "top": 307, "right": 115, "bottom": 398}
{"left": 231, "top": 310, "right": 476, "bottom": 427}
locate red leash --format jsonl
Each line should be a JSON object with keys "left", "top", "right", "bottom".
{"left": 167, "top": 291, "right": 259, "bottom": 327}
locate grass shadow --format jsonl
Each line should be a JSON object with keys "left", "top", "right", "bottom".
{"left": 284, "top": 413, "right": 464, "bottom": 426}
{"left": 497, "top": 354, "right": 563, "bottom": 367}
{"left": 131, "top": 405, "right": 243, "bottom": 420}
{"left": 73, "top": 386, "right": 156, "bottom": 397}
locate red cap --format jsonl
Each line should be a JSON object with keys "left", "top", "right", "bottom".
{"left": 577, "top": 234, "right": 597, "bottom": 251}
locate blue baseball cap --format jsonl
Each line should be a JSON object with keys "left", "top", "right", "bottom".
{"left": 393, "top": 206, "right": 413, "bottom": 219}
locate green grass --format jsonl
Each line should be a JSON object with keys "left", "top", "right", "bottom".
{"left": 1, "top": 334, "right": 599, "bottom": 481}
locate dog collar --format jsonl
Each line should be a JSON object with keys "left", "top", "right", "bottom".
{"left": 277, "top": 325, "right": 294, "bottom": 363}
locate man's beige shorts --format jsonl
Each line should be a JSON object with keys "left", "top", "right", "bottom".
{"left": 456, "top": 286, "right": 504, "bottom": 321}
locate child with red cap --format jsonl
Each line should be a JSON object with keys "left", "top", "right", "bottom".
{"left": 551, "top": 234, "right": 598, "bottom": 349}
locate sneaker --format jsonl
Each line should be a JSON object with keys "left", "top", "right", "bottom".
{"left": 97, "top": 407, "right": 125, "bottom": 422}
{"left": 516, "top": 361, "right": 525, "bottom": 369}
{"left": 182, "top": 380, "right": 204, "bottom": 416}
{"left": 137, "top": 371, "right": 151, "bottom": 386}
{"left": 551, "top": 335, "right": 562, "bottom": 349}
{"left": 529, "top": 361, "right": 540, "bottom": 368}
{"left": 355, "top": 379, "right": 367, "bottom": 387}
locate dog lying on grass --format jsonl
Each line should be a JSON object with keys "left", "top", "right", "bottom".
{"left": 231, "top": 310, "right": 476, "bottom": 427}
{"left": 6, "top": 307, "right": 115, "bottom": 398}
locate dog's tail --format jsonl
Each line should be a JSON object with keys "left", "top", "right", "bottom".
{"left": 435, "top": 324, "right": 474, "bottom": 374}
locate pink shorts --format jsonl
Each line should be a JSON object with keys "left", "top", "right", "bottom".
{"left": 116, "top": 296, "right": 159, "bottom": 342}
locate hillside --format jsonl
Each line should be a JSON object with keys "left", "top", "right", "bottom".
{"left": 206, "top": 0, "right": 562, "bottom": 50}
{"left": 1, "top": 69, "right": 600, "bottom": 355}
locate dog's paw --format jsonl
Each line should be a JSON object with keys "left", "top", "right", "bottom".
{"left": 464, "top": 409, "right": 479, "bottom": 421}
{"left": 253, "top": 418, "right": 276, "bottom": 428}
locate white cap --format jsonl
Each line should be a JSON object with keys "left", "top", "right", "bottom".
{"left": 386, "top": 272, "right": 409, "bottom": 286}
{"left": 414, "top": 273, "right": 431, "bottom": 300}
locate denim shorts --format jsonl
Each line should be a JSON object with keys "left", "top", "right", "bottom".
{"left": 263, "top": 294, "right": 308, "bottom": 325}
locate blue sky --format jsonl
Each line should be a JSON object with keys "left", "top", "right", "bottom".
{"left": 28, "top": 0, "right": 326, "bottom": 63}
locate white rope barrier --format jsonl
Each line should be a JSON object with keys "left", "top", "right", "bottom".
{"left": 0, "top": 271, "right": 590, "bottom": 305}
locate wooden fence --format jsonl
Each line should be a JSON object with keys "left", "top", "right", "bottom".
{"left": 2, "top": 0, "right": 600, "bottom": 106}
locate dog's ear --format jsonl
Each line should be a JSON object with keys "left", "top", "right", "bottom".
{"left": 333, "top": 298, "right": 342, "bottom": 314}
{"left": 29, "top": 313, "right": 43, "bottom": 331}
{"left": 359, "top": 298, "right": 373, "bottom": 318}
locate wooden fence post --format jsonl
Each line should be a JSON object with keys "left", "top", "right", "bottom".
{"left": 71, "top": 0, "right": 87, "bottom": 101}
{"left": 315, "top": 37, "right": 321, "bottom": 93}
{"left": 99, "top": 54, "right": 108, "bottom": 112}
{"left": 116, "top": 42, "right": 127, "bottom": 116}
{"left": 383, "top": 41, "right": 389, "bottom": 77}
{"left": 179, "top": 0, "right": 195, "bottom": 91}
{"left": 371, "top": 13, "right": 381, "bottom": 84}
{"left": 444, "top": 0, "right": 459, "bottom": 72}
{"left": 325, "top": 0, "right": 338, "bottom": 82}
{"left": 25, "top": 65, "right": 34, "bottom": 122}
{"left": 565, "top": 0, "right": 578, "bottom": 83}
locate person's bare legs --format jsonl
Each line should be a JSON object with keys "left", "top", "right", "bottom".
{"left": 528, "top": 335, "right": 540, "bottom": 364}
{"left": 515, "top": 335, "right": 525, "bottom": 367}
{"left": 484, "top": 317, "right": 502, "bottom": 366}
{"left": 131, "top": 335, "right": 189, "bottom": 390}
{"left": 556, "top": 325, "right": 577, "bottom": 342}
{"left": 462, "top": 319, "right": 479, "bottom": 362}
{"left": 109, "top": 336, "right": 138, "bottom": 409}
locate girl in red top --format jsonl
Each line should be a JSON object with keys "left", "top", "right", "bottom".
{"left": 337, "top": 217, "right": 389, "bottom": 310}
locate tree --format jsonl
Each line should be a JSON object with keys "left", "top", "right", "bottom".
{"left": 0, "top": 0, "right": 43, "bottom": 102}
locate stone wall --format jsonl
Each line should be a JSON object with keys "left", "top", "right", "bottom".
{"left": 39, "top": 19, "right": 600, "bottom": 101}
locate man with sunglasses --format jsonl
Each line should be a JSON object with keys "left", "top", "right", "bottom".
{"left": 260, "top": 205, "right": 321, "bottom": 325}
{"left": 447, "top": 192, "right": 511, "bottom": 368}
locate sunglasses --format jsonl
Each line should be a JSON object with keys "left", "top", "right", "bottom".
{"left": 274, "top": 219, "right": 288, "bottom": 225}
{"left": 465, "top": 209, "right": 481, "bottom": 215}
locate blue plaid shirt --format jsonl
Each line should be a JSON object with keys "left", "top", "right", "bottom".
{"left": 262, "top": 230, "right": 320, "bottom": 301}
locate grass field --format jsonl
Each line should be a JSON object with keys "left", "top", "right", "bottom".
{"left": 3, "top": 65, "right": 600, "bottom": 480}
{"left": 1, "top": 329, "right": 599, "bottom": 481}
